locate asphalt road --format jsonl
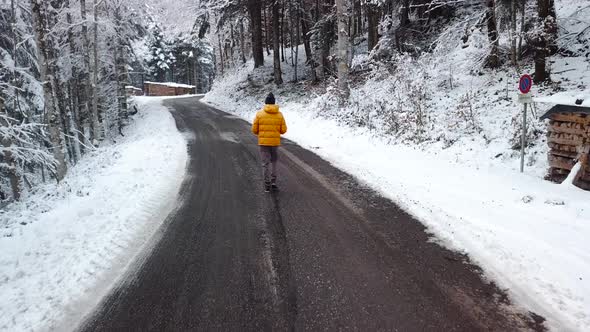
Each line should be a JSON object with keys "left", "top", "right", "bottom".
{"left": 79, "top": 97, "right": 546, "bottom": 332}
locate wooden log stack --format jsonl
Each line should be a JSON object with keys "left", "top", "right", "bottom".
{"left": 546, "top": 113, "right": 590, "bottom": 190}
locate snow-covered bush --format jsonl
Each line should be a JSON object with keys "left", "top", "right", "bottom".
{"left": 322, "top": 54, "right": 435, "bottom": 143}
{"left": 0, "top": 113, "right": 56, "bottom": 201}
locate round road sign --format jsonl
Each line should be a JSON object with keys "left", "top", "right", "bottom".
{"left": 519, "top": 74, "right": 532, "bottom": 94}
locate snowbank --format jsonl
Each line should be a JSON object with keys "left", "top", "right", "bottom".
{"left": 144, "top": 81, "right": 196, "bottom": 88}
{"left": 204, "top": 65, "right": 589, "bottom": 331}
{"left": 535, "top": 92, "right": 590, "bottom": 108}
{"left": 0, "top": 97, "right": 188, "bottom": 331}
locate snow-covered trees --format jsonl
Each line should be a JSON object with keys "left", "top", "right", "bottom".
{"left": 1, "top": 0, "right": 53, "bottom": 200}
{"left": 134, "top": 4, "right": 215, "bottom": 93}
{"left": 2, "top": 0, "right": 218, "bottom": 204}
{"left": 0, "top": 112, "right": 55, "bottom": 201}
{"left": 1, "top": 0, "right": 577, "bottom": 202}
{"left": 30, "top": 0, "right": 68, "bottom": 181}
{"left": 146, "top": 23, "right": 174, "bottom": 82}
{"left": 200, "top": 0, "right": 567, "bottom": 87}
{"left": 0, "top": 0, "right": 152, "bottom": 202}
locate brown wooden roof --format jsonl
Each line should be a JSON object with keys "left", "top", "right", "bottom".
{"left": 540, "top": 104, "right": 590, "bottom": 120}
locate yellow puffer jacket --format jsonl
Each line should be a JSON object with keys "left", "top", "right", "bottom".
{"left": 252, "top": 104, "right": 287, "bottom": 146}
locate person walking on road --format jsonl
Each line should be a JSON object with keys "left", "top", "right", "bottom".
{"left": 252, "top": 93, "right": 287, "bottom": 193}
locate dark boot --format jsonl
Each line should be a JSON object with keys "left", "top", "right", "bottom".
{"left": 264, "top": 182, "right": 271, "bottom": 193}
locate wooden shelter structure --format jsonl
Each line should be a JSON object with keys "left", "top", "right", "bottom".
{"left": 540, "top": 100, "right": 590, "bottom": 190}
{"left": 143, "top": 82, "right": 196, "bottom": 96}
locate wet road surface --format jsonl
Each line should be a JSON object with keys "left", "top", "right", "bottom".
{"left": 79, "top": 97, "right": 546, "bottom": 331}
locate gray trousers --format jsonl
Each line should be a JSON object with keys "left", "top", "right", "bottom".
{"left": 259, "top": 146, "right": 278, "bottom": 184}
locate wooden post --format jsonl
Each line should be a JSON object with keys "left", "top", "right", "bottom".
{"left": 520, "top": 103, "right": 527, "bottom": 172}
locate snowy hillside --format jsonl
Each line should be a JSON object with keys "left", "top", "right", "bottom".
{"left": 203, "top": 1, "right": 590, "bottom": 330}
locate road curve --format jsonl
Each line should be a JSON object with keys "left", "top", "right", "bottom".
{"left": 78, "top": 97, "right": 546, "bottom": 331}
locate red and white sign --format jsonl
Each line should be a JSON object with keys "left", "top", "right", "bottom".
{"left": 519, "top": 74, "right": 533, "bottom": 94}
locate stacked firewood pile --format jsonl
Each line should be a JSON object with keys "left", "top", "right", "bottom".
{"left": 546, "top": 113, "right": 590, "bottom": 190}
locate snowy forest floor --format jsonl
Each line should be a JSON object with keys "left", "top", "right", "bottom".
{"left": 203, "top": 18, "right": 590, "bottom": 331}
{"left": 0, "top": 97, "right": 188, "bottom": 331}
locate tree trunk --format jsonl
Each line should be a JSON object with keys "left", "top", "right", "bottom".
{"left": 288, "top": 0, "right": 295, "bottom": 66}
{"left": 353, "top": 0, "right": 361, "bottom": 37}
{"left": 534, "top": 47, "right": 547, "bottom": 83}
{"left": 300, "top": 0, "right": 316, "bottom": 81}
{"left": 47, "top": 0, "right": 73, "bottom": 162}
{"left": 66, "top": 0, "right": 82, "bottom": 160}
{"left": 400, "top": 0, "right": 410, "bottom": 27}
{"left": 263, "top": 0, "right": 271, "bottom": 56}
{"left": 486, "top": 0, "right": 500, "bottom": 68}
{"left": 114, "top": 4, "right": 128, "bottom": 135}
{"left": 272, "top": 0, "right": 283, "bottom": 84}
{"left": 367, "top": 4, "right": 379, "bottom": 51}
{"left": 510, "top": 0, "right": 518, "bottom": 67}
{"left": 81, "top": 0, "right": 93, "bottom": 145}
{"left": 280, "top": 1, "right": 285, "bottom": 63}
{"left": 280, "top": 0, "right": 285, "bottom": 62}
{"left": 517, "top": 0, "right": 525, "bottom": 59}
{"left": 0, "top": 100, "right": 21, "bottom": 201}
{"left": 336, "top": 0, "right": 350, "bottom": 101}
{"left": 31, "top": 0, "right": 67, "bottom": 181}
{"left": 224, "top": 39, "right": 230, "bottom": 70}
{"left": 230, "top": 23, "right": 236, "bottom": 66}
{"left": 239, "top": 19, "right": 247, "bottom": 64}
{"left": 53, "top": 61, "right": 74, "bottom": 163}
{"left": 194, "top": 51, "right": 201, "bottom": 93}
{"left": 316, "top": 0, "right": 332, "bottom": 80}
{"left": 294, "top": 0, "right": 300, "bottom": 82}
{"left": 114, "top": 44, "right": 123, "bottom": 134}
{"left": 300, "top": 1, "right": 313, "bottom": 62}
{"left": 10, "top": 0, "right": 19, "bottom": 118}
{"left": 247, "top": 0, "right": 265, "bottom": 68}
{"left": 92, "top": 0, "right": 101, "bottom": 142}
{"left": 218, "top": 34, "right": 225, "bottom": 75}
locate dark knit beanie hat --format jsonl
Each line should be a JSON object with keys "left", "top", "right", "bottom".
{"left": 265, "top": 93, "right": 275, "bottom": 105}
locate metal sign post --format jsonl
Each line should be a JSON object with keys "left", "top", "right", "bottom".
{"left": 518, "top": 74, "right": 533, "bottom": 173}
{"left": 521, "top": 102, "right": 528, "bottom": 172}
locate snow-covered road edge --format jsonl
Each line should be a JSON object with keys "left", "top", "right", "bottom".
{"left": 0, "top": 97, "right": 188, "bottom": 332}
